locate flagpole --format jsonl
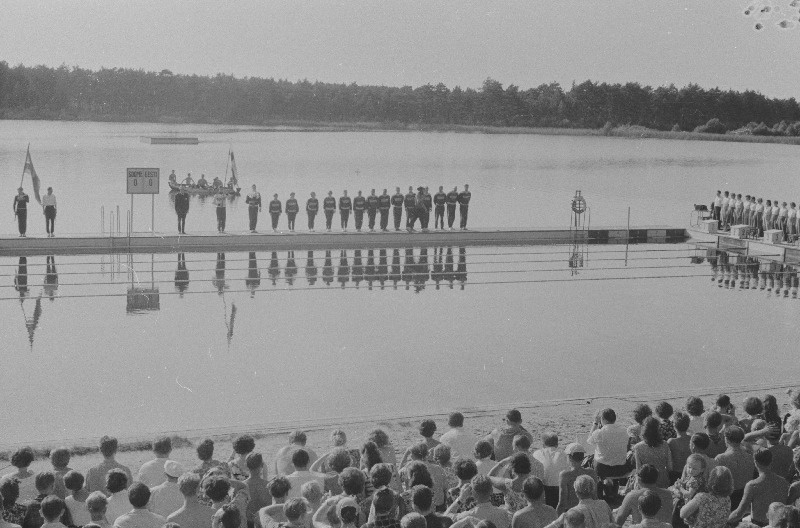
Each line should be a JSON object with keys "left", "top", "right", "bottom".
{"left": 19, "top": 143, "right": 30, "bottom": 188}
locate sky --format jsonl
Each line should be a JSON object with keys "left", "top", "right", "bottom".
{"left": 2, "top": 0, "right": 799, "bottom": 98}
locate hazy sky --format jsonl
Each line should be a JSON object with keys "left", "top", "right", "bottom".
{"left": 2, "top": 1, "right": 798, "bottom": 97}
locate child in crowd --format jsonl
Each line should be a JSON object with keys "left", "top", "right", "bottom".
{"left": 655, "top": 402, "right": 677, "bottom": 442}
{"left": 672, "top": 454, "right": 706, "bottom": 503}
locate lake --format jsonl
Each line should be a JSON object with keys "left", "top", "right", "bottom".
{"left": 2, "top": 121, "right": 800, "bottom": 445}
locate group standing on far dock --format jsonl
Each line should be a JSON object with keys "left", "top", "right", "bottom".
{"left": 713, "top": 190, "right": 800, "bottom": 241}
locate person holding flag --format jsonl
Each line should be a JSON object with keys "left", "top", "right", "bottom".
{"left": 13, "top": 187, "right": 30, "bottom": 237}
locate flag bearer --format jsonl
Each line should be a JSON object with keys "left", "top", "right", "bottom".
{"left": 13, "top": 187, "right": 29, "bottom": 237}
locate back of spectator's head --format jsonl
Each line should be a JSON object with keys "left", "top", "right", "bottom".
{"left": 0, "top": 476, "right": 20, "bottom": 508}
{"left": 409, "top": 443, "right": 428, "bottom": 461}
{"left": 401, "top": 512, "right": 427, "bottom": 528}
{"left": 331, "top": 430, "right": 347, "bottom": 447}
{"left": 716, "top": 394, "right": 731, "bottom": 410}
{"left": 632, "top": 404, "right": 653, "bottom": 424}
{"left": 370, "top": 463, "right": 393, "bottom": 488}
{"left": 724, "top": 426, "right": 745, "bottom": 445}
{"left": 704, "top": 411, "right": 723, "bottom": 430}
{"left": 246, "top": 452, "right": 264, "bottom": 472}
{"left": 637, "top": 490, "right": 662, "bottom": 519}
{"left": 106, "top": 468, "right": 128, "bottom": 494}
{"left": 233, "top": 435, "right": 255, "bottom": 456}
{"left": 448, "top": 412, "right": 464, "bottom": 428}
{"left": 63, "top": 470, "right": 84, "bottom": 493}
{"left": 476, "top": 521, "right": 497, "bottom": 528}
{"left": 50, "top": 447, "right": 70, "bottom": 469}
{"left": 178, "top": 472, "right": 201, "bottom": 497}
{"left": 339, "top": 467, "right": 366, "bottom": 496}
{"left": 11, "top": 447, "right": 34, "bottom": 469}
{"left": 564, "top": 443, "right": 586, "bottom": 463}
{"left": 564, "top": 508, "right": 586, "bottom": 528}
{"left": 744, "top": 396, "right": 764, "bottom": 417}
{"left": 655, "top": 402, "right": 674, "bottom": 420}
{"left": 288, "top": 430, "right": 307, "bottom": 446}
{"left": 674, "top": 411, "right": 690, "bottom": 433}
{"left": 474, "top": 440, "right": 493, "bottom": 459}
{"left": 419, "top": 420, "right": 437, "bottom": 438}
{"left": 300, "top": 480, "right": 323, "bottom": 504}
{"left": 600, "top": 408, "right": 616, "bottom": 424}
{"left": 707, "top": 466, "right": 734, "bottom": 497}
{"left": 511, "top": 452, "right": 532, "bottom": 476}
{"left": 219, "top": 503, "right": 242, "bottom": 528}
{"left": 361, "top": 441, "right": 383, "bottom": 470}
{"left": 368, "top": 429, "right": 389, "bottom": 448}
{"left": 406, "top": 461, "right": 433, "bottom": 488}
{"left": 454, "top": 458, "right": 478, "bottom": 482}
{"left": 204, "top": 475, "right": 231, "bottom": 502}
{"left": 542, "top": 432, "right": 559, "bottom": 448}
{"left": 522, "top": 476, "right": 545, "bottom": 502}
{"left": 573, "top": 475, "right": 596, "bottom": 499}
{"left": 506, "top": 409, "right": 522, "bottom": 424}
{"left": 691, "top": 433, "right": 710, "bottom": 452}
{"left": 40, "top": 495, "right": 65, "bottom": 522}
{"left": 197, "top": 438, "right": 215, "bottom": 461}
{"left": 764, "top": 395, "right": 779, "bottom": 418}
{"left": 471, "top": 474, "right": 493, "bottom": 497}
{"left": 755, "top": 449, "right": 773, "bottom": 469}
{"left": 637, "top": 464, "right": 659, "bottom": 486}
{"left": 128, "top": 482, "right": 151, "bottom": 509}
{"left": 686, "top": 397, "right": 704, "bottom": 417}
{"left": 411, "top": 484, "right": 433, "bottom": 513}
{"left": 85, "top": 491, "right": 108, "bottom": 513}
{"left": 291, "top": 448, "right": 310, "bottom": 469}
{"left": 328, "top": 447, "right": 352, "bottom": 474}
{"left": 337, "top": 497, "right": 359, "bottom": 524}
{"left": 35, "top": 471, "right": 56, "bottom": 493}
{"left": 432, "top": 444, "right": 451, "bottom": 466}
{"left": 373, "top": 488, "right": 395, "bottom": 515}
{"left": 268, "top": 476, "right": 291, "bottom": 499}
{"left": 152, "top": 436, "right": 172, "bottom": 456}
{"left": 513, "top": 434, "right": 531, "bottom": 451}
{"left": 283, "top": 497, "right": 307, "bottom": 521}
{"left": 642, "top": 417, "right": 663, "bottom": 447}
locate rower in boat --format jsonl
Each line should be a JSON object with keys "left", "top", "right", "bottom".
{"left": 197, "top": 174, "right": 208, "bottom": 189}
{"left": 183, "top": 172, "right": 195, "bottom": 186}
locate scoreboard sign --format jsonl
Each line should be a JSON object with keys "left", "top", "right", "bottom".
{"left": 126, "top": 168, "right": 160, "bottom": 194}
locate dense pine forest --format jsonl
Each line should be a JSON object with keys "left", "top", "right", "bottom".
{"left": 1, "top": 61, "right": 800, "bottom": 135}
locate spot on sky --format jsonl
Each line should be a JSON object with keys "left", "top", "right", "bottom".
{"left": 777, "top": 18, "right": 796, "bottom": 27}
{"left": 744, "top": 4, "right": 756, "bottom": 15}
{"left": 755, "top": 22, "right": 765, "bottom": 29}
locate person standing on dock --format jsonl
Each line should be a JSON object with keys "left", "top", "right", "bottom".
{"left": 42, "top": 186, "right": 57, "bottom": 237}
{"left": 245, "top": 184, "right": 262, "bottom": 233}
{"left": 307, "top": 192, "right": 319, "bottom": 232}
{"left": 788, "top": 203, "right": 797, "bottom": 242}
{"left": 755, "top": 198, "right": 765, "bottom": 237}
{"left": 458, "top": 184, "right": 471, "bottom": 230}
{"left": 392, "top": 187, "right": 405, "bottom": 231}
{"left": 379, "top": 189, "right": 391, "bottom": 232}
{"left": 446, "top": 186, "right": 458, "bottom": 230}
{"left": 213, "top": 188, "right": 226, "bottom": 233}
{"left": 174, "top": 184, "right": 190, "bottom": 234}
{"left": 720, "top": 191, "right": 730, "bottom": 231}
{"left": 286, "top": 192, "right": 299, "bottom": 232}
{"left": 353, "top": 191, "right": 366, "bottom": 232}
{"left": 743, "top": 195, "right": 751, "bottom": 226}
{"left": 404, "top": 186, "right": 416, "bottom": 228}
{"left": 339, "top": 190, "right": 352, "bottom": 231}
{"left": 269, "top": 194, "right": 283, "bottom": 232}
{"left": 324, "top": 191, "right": 336, "bottom": 232}
{"left": 367, "top": 189, "right": 379, "bottom": 232}
{"left": 713, "top": 190, "right": 722, "bottom": 227}
{"left": 421, "top": 187, "right": 433, "bottom": 231}
{"left": 433, "top": 186, "right": 446, "bottom": 230}
{"left": 13, "top": 187, "right": 29, "bottom": 237}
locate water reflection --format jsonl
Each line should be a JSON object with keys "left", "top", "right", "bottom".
{"left": 268, "top": 251, "right": 281, "bottom": 286}
{"left": 285, "top": 251, "right": 297, "bottom": 286}
{"left": 14, "top": 256, "right": 28, "bottom": 299}
{"left": 245, "top": 252, "right": 261, "bottom": 296}
{"left": 175, "top": 253, "right": 189, "bottom": 296}
{"left": 305, "top": 250, "right": 317, "bottom": 286}
{"left": 699, "top": 248, "right": 798, "bottom": 298}
{"left": 212, "top": 252, "right": 227, "bottom": 294}
{"left": 44, "top": 256, "right": 58, "bottom": 301}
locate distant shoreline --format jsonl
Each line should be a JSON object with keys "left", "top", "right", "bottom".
{"left": 6, "top": 116, "right": 800, "bottom": 145}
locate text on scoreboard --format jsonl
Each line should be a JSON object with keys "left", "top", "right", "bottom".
{"left": 126, "top": 168, "right": 160, "bottom": 194}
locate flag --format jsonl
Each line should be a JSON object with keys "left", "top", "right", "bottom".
{"left": 229, "top": 149, "right": 239, "bottom": 187}
{"left": 21, "top": 145, "right": 42, "bottom": 205}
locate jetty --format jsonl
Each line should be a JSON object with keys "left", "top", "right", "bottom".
{"left": 0, "top": 226, "right": 687, "bottom": 256}
{"left": 689, "top": 228, "right": 800, "bottom": 265}
{"left": 139, "top": 136, "right": 199, "bottom": 145}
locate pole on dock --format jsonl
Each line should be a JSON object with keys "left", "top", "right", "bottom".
{"left": 101, "top": 206, "right": 105, "bottom": 236}
{"left": 117, "top": 205, "right": 120, "bottom": 235}
{"left": 625, "top": 206, "right": 631, "bottom": 266}
{"left": 151, "top": 194, "right": 155, "bottom": 235}
{"left": 130, "top": 195, "right": 134, "bottom": 235}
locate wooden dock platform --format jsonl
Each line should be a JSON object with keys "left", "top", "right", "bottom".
{"left": 688, "top": 228, "right": 800, "bottom": 264}
{"left": 0, "top": 226, "right": 688, "bottom": 256}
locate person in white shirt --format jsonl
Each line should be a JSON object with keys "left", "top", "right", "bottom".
{"left": 166, "top": 473, "right": 215, "bottom": 528}
{"left": 720, "top": 191, "right": 730, "bottom": 231}
{"left": 735, "top": 194, "right": 744, "bottom": 225}
{"left": 713, "top": 190, "right": 722, "bottom": 227}
{"left": 105, "top": 469, "right": 132, "bottom": 524}
{"left": 148, "top": 460, "right": 184, "bottom": 518}
{"left": 63, "top": 471, "right": 91, "bottom": 527}
{"left": 285, "top": 449, "right": 325, "bottom": 499}
{"left": 275, "top": 431, "right": 318, "bottom": 477}
{"left": 772, "top": 200, "right": 780, "bottom": 230}
{"left": 742, "top": 195, "right": 751, "bottom": 226}
{"left": 40, "top": 496, "right": 68, "bottom": 528}
{"left": 113, "top": 483, "right": 165, "bottom": 528}
{"left": 42, "top": 187, "right": 57, "bottom": 237}
{"left": 137, "top": 436, "right": 173, "bottom": 488}
{"left": 533, "top": 433, "right": 570, "bottom": 509}
{"left": 586, "top": 409, "right": 629, "bottom": 483}
{"left": 440, "top": 412, "right": 479, "bottom": 461}
{"left": 789, "top": 203, "right": 797, "bottom": 243}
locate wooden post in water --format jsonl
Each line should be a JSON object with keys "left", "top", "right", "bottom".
{"left": 625, "top": 206, "right": 631, "bottom": 266}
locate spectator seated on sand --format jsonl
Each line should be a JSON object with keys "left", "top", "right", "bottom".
{"left": 1, "top": 475, "right": 27, "bottom": 526}
{"left": 654, "top": 402, "right": 676, "bottom": 442}
{"left": 401, "top": 444, "right": 448, "bottom": 511}
{"left": 39, "top": 496, "right": 67, "bottom": 528}
{"left": 488, "top": 452, "right": 535, "bottom": 513}
{"left": 147, "top": 460, "right": 184, "bottom": 518}
{"left": 401, "top": 421, "right": 441, "bottom": 466}
{"left": 62, "top": 471, "right": 90, "bottom": 527}
{"left": 86, "top": 437, "right": 133, "bottom": 495}
{"left": 411, "top": 485, "right": 453, "bottom": 528}
{"left": 484, "top": 410, "right": 534, "bottom": 463}
{"left": 555, "top": 444, "right": 597, "bottom": 515}
{"left": 440, "top": 412, "right": 479, "bottom": 462}
{"left": 511, "top": 477, "right": 557, "bottom": 528}
{"left": 475, "top": 442, "right": 496, "bottom": 478}
{"left": 447, "top": 474, "right": 512, "bottom": 528}
{"left": 544, "top": 476, "right": 610, "bottom": 528}
{"left": 314, "top": 448, "right": 352, "bottom": 496}
{"left": 368, "top": 430, "right": 398, "bottom": 468}
{"left": 202, "top": 470, "right": 249, "bottom": 528}
{"left": 362, "top": 463, "right": 407, "bottom": 523}
{"left": 85, "top": 491, "right": 110, "bottom": 528}
{"left": 787, "top": 452, "right": 800, "bottom": 505}
{"left": 627, "top": 404, "right": 653, "bottom": 447}
{"left": 713, "top": 426, "right": 754, "bottom": 510}
{"left": 362, "top": 488, "right": 401, "bottom": 528}
{"left": 6, "top": 448, "right": 36, "bottom": 503}
{"left": 532, "top": 433, "right": 569, "bottom": 510}
{"left": 137, "top": 436, "right": 173, "bottom": 488}
{"left": 627, "top": 490, "right": 671, "bottom": 528}
{"left": 23, "top": 470, "right": 75, "bottom": 528}
{"left": 631, "top": 417, "right": 672, "bottom": 489}
{"left": 586, "top": 409, "right": 629, "bottom": 486}
{"left": 285, "top": 449, "right": 325, "bottom": 499}
{"left": 166, "top": 473, "right": 214, "bottom": 528}
{"left": 433, "top": 445, "right": 459, "bottom": 491}
{"left": 113, "top": 483, "right": 165, "bottom": 528}
{"left": 228, "top": 435, "right": 256, "bottom": 481}
{"left": 685, "top": 397, "right": 705, "bottom": 435}
{"left": 492, "top": 436, "right": 545, "bottom": 483}
{"left": 667, "top": 412, "right": 692, "bottom": 483}
{"left": 612, "top": 465, "right": 672, "bottom": 526}
{"left": 105, "top": 469, "right": 132, "bottom": 524}
{"left": 400, "top": 463, "right": 433, "bottom": 516}
{"left": 245, "top": 453, "right": 272, "bottom": 525}
{"left": 214, "top": 503, "right": 242, "bottom": 528}
{"left": 0, "top": 490, "right": 21, "bottom": 528}
{"left": 401, "top": 512, "right": 427, "bottom": 528}
{"left": 301, "top": 481, "right": 324, "bottom": 517}
{"left": 729, "top": 449, "right": 789, "bottom": 528}
{"left": 257, "top": 476, "right": 291, "bottom": 527}
{"left": 739, "top": 397, "right": 765, "bottom": 434}
{"left": 48, "top": 448, "right": 72, "bottom": 500}
{"left": 195, "top": 439, "right": 224, "bottom": 476}
{"left": 448, "top": 460, "right": 479, "bottom": 515}
{"left": 682, "top": 433, "right": 716, "bottom": 481}
{"left": 275, "top": 431, "right": 318, "bottom": 477}
{"left": 311, "top": 431, "right": 360, "bottom": 474}
{"left": 679, "top": 466, "right": 733, "bottom": 528}
{"left": 672, "top": 454, "right": 707, "bottom": 508}
{"left": 702, "top": 412, "right": 726, "bottom": 459}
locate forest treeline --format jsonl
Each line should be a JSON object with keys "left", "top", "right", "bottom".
{"left": 1, "top": 61, "right": 800, "bottom": 134}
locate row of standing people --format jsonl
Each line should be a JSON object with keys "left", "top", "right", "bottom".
{"left": 12, "top": 187, "right": 58, "bottom": 238}
{"left": 174, "top": 185, "right": 471, "bottom": 234}
{"left": 713, "top": 191, "right": 800, "bottom": 240}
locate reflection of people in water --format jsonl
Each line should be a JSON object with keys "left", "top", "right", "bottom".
{"left": 44, "top": 255, "right": 59, "bottom": 301}
{"left": 432, "top": 247, "right": 444, "bottom": 290}
{"left": 322, "top": 250, "right": 334, "bottom": 287}
{"left": 14, "top": 256, "right": 29, "bottom": 299}
{"left": 377, "top": 249, "right": 388, "bottom": 290}
{"left": 402, "top": 248, "right": 415, "bottom": 290}
{"left": 444, "top": 247, "right": 455, "bottom": 289}
{"left": 389, "top": 248, "right": 401, "bottom": 290}
{"left": 365, "top": 249, "right": 376, "bottom": 290}
{"left": 285, "top": 251, "right": 297, "bottom": 286}
{"left": 456, "top": 247, "right": 467, "bottom": 290}
{"left": 305, "top": 251, "right": 317, "bottom": 286}
{"left": 245, "top": 252, "right": 261, "bottom": 297}
{"left": 212, "top": 252, "right": 227, "bottom": 294}
{"left": 413, "top": 248, "right": 430, "bottom": 293}
{"left": 352, "top": 250, "right": 363, "bottom": 289}
{"left": 337, "top": 250, "right": 350, "bottom": 289}
{"left": 268, "top": 251, "right": 281, "bottom": 286}
{"left": 175, "top": 253, "right": 189, "bottom": 296}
